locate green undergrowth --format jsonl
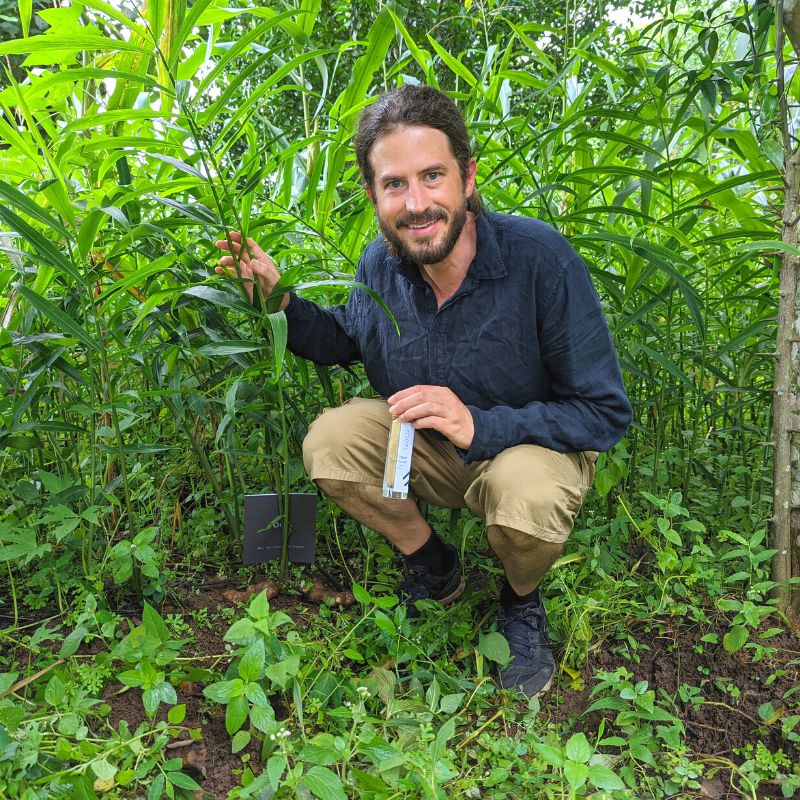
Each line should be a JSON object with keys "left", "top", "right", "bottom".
{"left": 1, "top": 492, "right": 798, "bottom": 800}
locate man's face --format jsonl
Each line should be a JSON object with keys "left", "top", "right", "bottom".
{"left": 367, "top": 125, "right": 476, "bottom": 267}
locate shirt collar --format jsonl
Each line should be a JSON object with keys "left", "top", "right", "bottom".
{"left": 387, "top": 211, "right": 508, "bottom": 285}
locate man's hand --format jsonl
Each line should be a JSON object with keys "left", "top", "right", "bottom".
{"left": 388, "top": 385, "right": 474, "bottom": 450}
{"left": 215, "top": 231, "right": 289, "bottom": 310}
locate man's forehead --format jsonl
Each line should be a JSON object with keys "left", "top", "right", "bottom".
{"left": 370, "top": 125, "right": 455, "bottom": 169}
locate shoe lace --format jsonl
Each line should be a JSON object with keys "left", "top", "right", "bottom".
{"left": 399, "top": 565, "right": 432, "bottom": 598}
{"left": 500, "top": 604, "right": 546, "bottom": 653}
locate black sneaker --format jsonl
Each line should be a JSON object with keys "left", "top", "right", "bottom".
{"left": 497, "top": 589, "right": 555, "bottom": 696}
{"left": 398, "top": 543, "right": 465, "bottom": 619}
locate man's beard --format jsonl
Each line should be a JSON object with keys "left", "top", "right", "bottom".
{"left": 377, "top": 198, "right": 468, "bottom": 266}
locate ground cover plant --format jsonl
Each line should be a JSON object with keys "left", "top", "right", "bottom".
{"left": 0, "top": 0, "right": 798, "bottom": 797}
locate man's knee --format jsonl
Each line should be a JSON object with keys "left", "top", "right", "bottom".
{"left": 314, "top": 477, "right": 354, "bottom": 500}
{"left": 488, "top": 524, "right": 564, "bottom": 594}
{"left": 302, "top": 399, "right": 390, "bottom": 483}
{"left": 487, "top": 525, "right": 563, "bottom": 561}
{"left": 468, "top": 445, "right": 589, "bottom": 543}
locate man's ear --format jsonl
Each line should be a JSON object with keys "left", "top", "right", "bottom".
{"left": 465, "top": 158, "right": 477, "bottom": 198}
{"left": 364, "top": 184, "right": 375, "bottom": 204}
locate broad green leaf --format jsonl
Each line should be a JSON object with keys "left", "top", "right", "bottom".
{"left": 92, "top": 758, "right": 117, "bottom": 781}
{"left": 238, "top": 640, "right": 266, "bottom": 682}
{"left": 300, "top": 766, "right": 348, "bottom": 800}
{"left": 203, "top": 679, "right": 243, "bottom": 704}
{"left": 588, "top": 764, "right": 625, "bottom": 791}
{"left": 267, "top": 754, "right": 287, "bottom": 790}
{"left": 563, "top": 759, "right": 589, "bottom": 790}
{"left": 226, "top": 694, "right": 249, "bottom": 735}
{"left": 168, "top": 772, "right": 202, "bottom": 790}
{"left": 534, "top": 743, "right": 564, "bottom": 768}
{"left": 231, "top": 730, "right": 251, "bottom": 754}
{"left": 478, "top": 631, "right": 510, "bottom": 664}
{"left": 250, "top": 703, "right": 277, "bottom": 734}
{"left": 564, "top": 733, "right": 592, "bottom": 763}
{"left": 723, "top": 625, "right": 748, "bottom": 654}
{"left": 59, "top": 626, "right": 88, "bottom": 657}
{"left": 0, "top": 33, "right": 151, "bottom": 57}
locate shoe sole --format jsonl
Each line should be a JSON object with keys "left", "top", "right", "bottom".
{"left": 438, "top": 576, "right": 466, "bottom": 606}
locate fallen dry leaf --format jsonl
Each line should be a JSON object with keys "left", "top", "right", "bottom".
{"left": 700, "top": 778, "right": 724, "bottom": 798}
{"left": 222, "top": 579, "right": 281, "bottom": 605}
{"left": 301, "top": 577, "right": 356, "bottom": 606}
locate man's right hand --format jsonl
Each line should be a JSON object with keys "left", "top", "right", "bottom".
{"left": 215, "top": 231, "right": 289, "bottom": 310}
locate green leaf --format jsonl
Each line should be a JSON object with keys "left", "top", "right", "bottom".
{"left": 203, "top": 679, "right": 243, "bottom": 704}
{"left": 224, "top": 618, "right": 257, "bottom": 644}
{"left": 534, "top": 743, "right": 564, "bottom": 768}
{"left": 588, "top": 763, "right": 625, "bottom": 790}
{"left": 142, "top": 601, "right": 170, "bottom": 643}
{"left": 167, "top": 704, "right": 186, "bottom": 725}
{"left": 0, "top": 672, "right": 19, "bottom": 694}
{"left": 238, "top": 640, "right": 266, "bottom": 682}
{"left": 245, "top": 682, "right": 268, "bottom": 707}
{"left": 352, "top": 582, "right": 371, "bottom": 604}
{"left": 195, "top": 340, "right": 266, "bottom": 357}
{"left": 267, "top": 754, "right": 287, "bottom": 791}
{"left": 563, "top": 759, "right": 589, "bottom": 790}
{"left": 168, "top": 772, "right": 202, "bottom": 790}
{"left": 438, "top": 693, "right": 464, "bottom": 715}
{"left": 226, "top": 694, "right": 249, "bottom": 735}
{"left": 60, "top": 626, "right": 88, "bottom": 657}
{"left": 248, "top": 590, "right": 271, "bottom": 620}
{"left": 564, "top": 733, "right": 592, "bottom": 763}
{"left": 0, "top": 32, "right": 150, "bottom": 57}
{"left": 18, "top": 0, "right": 32, "bottom": 37}
{"left": 478, "top": 631, "right": 511, "bottom": 664}
{"left": 231, "top": 729, "right": 251, "bottom": 754}
{"left": 250, "top": 703, "right": 277, "bottom": 734}
{"left": 723, "top": 625, "right": 748, "bottom": 654}
{"left": 44, "top": 675, "right": 66, "bottom": 707}
{"left": 17, "top": 287, "right": 99, "bottom": 352}
{"left": 265, "top": 655, "right": 301, "bottom": 689}
{"left": 148, "top": 773, "right": 165, "bottom": 800}
{"left": 266, "top": 311, "right": 287, "bottom": 375}
{"left": 92, "top": 758, "right": 117, "bottom": 781}
{"left": 300, "top": 766, "right": 348, "bottom": 800}
{"left": 427, "top": 35, "right": 477, "bottom": 86}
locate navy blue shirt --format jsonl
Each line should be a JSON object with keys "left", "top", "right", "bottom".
{"left": 285, "top": 211, "right": 632, "bottom": 463}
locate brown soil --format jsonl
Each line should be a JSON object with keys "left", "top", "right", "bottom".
{"left": 556, "top": 618, "right": 800, "bottom": 799}
{"left": 95, "top": 579, "right": 800, "bottom": 800}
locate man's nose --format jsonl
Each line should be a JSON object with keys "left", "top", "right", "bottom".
{"left": 405, "top": 180, "right": 428, "bottom": 214}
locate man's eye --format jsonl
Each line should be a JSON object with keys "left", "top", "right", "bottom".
{"left": 387, "top": 179, "right": 403, "bottom": 189}
{"left": 426, "top": 172, "right": 440, "bottom": 181}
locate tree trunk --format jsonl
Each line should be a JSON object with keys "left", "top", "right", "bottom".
{"left": 774, "top": 1, "right": 800, "bottom": 623}
{"left": 772, "top": 146, "right": 800, "bottom": 622}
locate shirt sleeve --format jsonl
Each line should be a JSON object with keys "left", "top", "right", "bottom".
{"left": 283, "top": 272, "right": 363, "bottom": 367}
{"left": 462, "top": 254, "right": 632, "bottom": 463}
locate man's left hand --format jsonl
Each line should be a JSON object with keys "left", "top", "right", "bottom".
{"left": 387, "top": 385, "right": 474, "bottom": 450}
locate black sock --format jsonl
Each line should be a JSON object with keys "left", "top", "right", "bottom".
{"left": 405, "top": 530, "right": 453, "bottom": 575}
{"left": 501, "top": 579, "right": 539, "bottom": 609}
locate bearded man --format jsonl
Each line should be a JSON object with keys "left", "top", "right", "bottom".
{"left": 215, "top": 85, "right": 632, "bottom": 696}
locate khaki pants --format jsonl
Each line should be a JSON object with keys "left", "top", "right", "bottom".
{"left": 303, "top": 398, "right": 596, "bottom": 549}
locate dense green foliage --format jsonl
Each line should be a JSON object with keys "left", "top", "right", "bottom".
{"left": 0, "top": 0, "right": 795, "bottom": 798}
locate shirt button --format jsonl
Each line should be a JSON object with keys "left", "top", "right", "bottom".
{"left": 433, "top": 336, "right": 439, "bottom": 342}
